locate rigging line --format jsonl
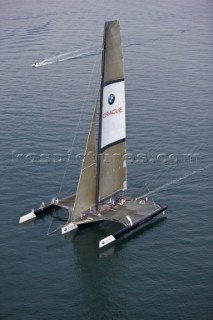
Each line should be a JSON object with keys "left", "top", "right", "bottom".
{"left": 130, "top": 111, "right": 212, "bottom": 199}
{"left": 139, "top": 101, "right": 212, "bottom": 183}
{"left": 143, "top": 183, "right": 159, "bottom": 209}
{"left": 140, "top": 162, "right": 192, "bottom": 200}
{"left": 139, "top": 142, "right": 201, "bottom": 184}
{"left": 57, "top": 52, "right": 101, "bottom": 198}
{"left": 136, "top": 164, "right": 212, "bottom": 200}
{"left": 82, "top": 162, "right": 96, "bottom": 171}
{"left": 139, "top": 126, "right": 212, "bottom": 194}
{"left": 140, "top": 160, "right": 202, "bottom": 200}
{"left": 46, "top": 225, "right": 62, "bottom": 236}
{"left": 47, "top": 53, "right": 101, "bottom": 236}
{"left": 141, "top": 133, "right": 212, "bottom": 194}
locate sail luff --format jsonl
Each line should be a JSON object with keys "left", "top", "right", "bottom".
{"left": 96, "top": 22, "right": 107, "bottom": 209}
{"left": 71, "top": 99, "right": 98, "bottom": 221}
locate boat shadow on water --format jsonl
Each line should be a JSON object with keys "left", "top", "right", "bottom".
{"left": 45, "top": 215, "right": 167, "bottom": 256}
{"left": 83, "top": 216, "right": 166, "bottom": 260}
{"left": 116, "top": 216, "right": 166, "bottom": 244}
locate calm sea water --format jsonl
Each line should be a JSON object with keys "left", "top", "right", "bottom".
{"left": 0, "top": 0, "right": 212, "bottom": 319}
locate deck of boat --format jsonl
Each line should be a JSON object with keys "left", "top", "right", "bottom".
{"left": 56, "top": 196, "right": 164, "bottom": 227}
{"left": 98, "top": 199, "right": 163, "bottom": 226}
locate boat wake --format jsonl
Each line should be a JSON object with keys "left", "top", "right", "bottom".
{"left": 137, "top": 164, "right": 212, "bottom": 199}
{"left": 31, "top": 46, "right": 102, "bottom": 68}
{"left": 31, "top": 30, "right": 185, "bottom": 68}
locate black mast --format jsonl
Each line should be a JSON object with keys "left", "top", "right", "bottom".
{"left": 96, "top": 21, "right": 107, "bottom": 211}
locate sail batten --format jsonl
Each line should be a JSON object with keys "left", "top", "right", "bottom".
{"left": 104, "top": 78, "right": 125, "bottom": 87}
{"left": 100, "top": 138, "right": 126, "bottom": 153}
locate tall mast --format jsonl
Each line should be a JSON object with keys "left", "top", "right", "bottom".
{"left": 96, "top": 22, "right": 107, "bottom": 210}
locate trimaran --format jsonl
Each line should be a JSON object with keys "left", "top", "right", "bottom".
{"left": 20, "top": 20, "right": 167, "bottom": 248}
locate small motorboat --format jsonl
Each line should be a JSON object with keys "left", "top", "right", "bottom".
{"left": 31, "top": 62, "right": 41, "bottom": 68}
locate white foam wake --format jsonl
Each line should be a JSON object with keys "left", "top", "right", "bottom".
{"left": 31, "top": 46, "right": 102, "bottom": 68}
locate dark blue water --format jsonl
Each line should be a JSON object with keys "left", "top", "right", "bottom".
{"left": 0, "top": 0, "right": 212, "bottom": 319}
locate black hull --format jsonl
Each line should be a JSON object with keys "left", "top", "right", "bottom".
{"left": 113, "top": 206, "right": 167, "bottom": 240}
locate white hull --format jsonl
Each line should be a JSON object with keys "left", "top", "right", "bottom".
{"left": 99, "top": 235, "right": 116, "bottom": 248}
{"left": 61, "top": 222, "right": 78, "bottom": 235}
{"left": 19, "top": 211, "right": 36, "bottom": 224}
{"left": 31, "top": 63, "right": 41, "bottom": 68}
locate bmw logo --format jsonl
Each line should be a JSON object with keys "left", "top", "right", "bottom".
{"left": 108, "top": 94, "right": 115, "bottom": 105}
